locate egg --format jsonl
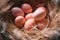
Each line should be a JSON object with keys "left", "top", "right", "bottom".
{"left": 15, "top": 16, "right": 25, "bottom": 28}
{"left": 37, "top": 18, "right": 49, "bottom": 30}
{"left": 33, "top": 7, "right": 46, "bottom": 21}
{"left": 25, "top": 13, "right": 33, "bottom": 21}
{"left": 11, "top": 7, "right": 24, "bottom": 17}
{"left": 24, "top": 19, "right": 36, "bottom": 30}
{"left": 21, "top": 3, "right": 32, "bottom": 13}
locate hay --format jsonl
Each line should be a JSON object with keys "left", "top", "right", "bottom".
{"left": 0, "top": 0, "right": 60, "bottom": 40}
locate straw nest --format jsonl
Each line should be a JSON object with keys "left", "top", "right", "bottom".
{"left": 0, "top": 0, "right": 60, "bottom": 40}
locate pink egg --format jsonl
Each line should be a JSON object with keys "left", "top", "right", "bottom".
{"left": 25, "top": 13, "right": 33, "bottom": 21}
{"left": 37, "top": 18, "right": 49, "bottom": 30}
{"left": 33, "top": 7, "right": 46, "bottom": 21}
{"left": 15, "top": 16, "right": 25, "bottom": 27}
{"left": 11, "top": 7, "right": 24, "bottom": 17}
{"left": 24, "top": 19, "right": 36, "bottom": 30}
{"left": 21, "top": 3, "right": 32, "bottom": 13}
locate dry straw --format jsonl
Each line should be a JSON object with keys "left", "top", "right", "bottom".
{"left": 0, "top": 0, "right": 60, "bottom": 40}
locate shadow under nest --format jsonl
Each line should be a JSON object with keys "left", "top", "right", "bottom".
{"left": 0, "top": 0, "right": 60, "bottom": 40}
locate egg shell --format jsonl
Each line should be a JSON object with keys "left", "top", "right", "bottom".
{"left": 25, "top": 13, "right": 33, "bottom": 21}
{"left": 21, "top": 3, "right": 32, "bottom": 13}
{"left": 15, "top": 16, "right": 25, "bottom": 27}
{"left": 33, "top": 7, "right": 46, "bottom": 21}
{"left": 37, "top": 18, "right": 49, "bottom": 30}
{"left": 24, "top": 19, "right": 36, "bottom": 30}
{"left": 11, "top": 7, "right": 24, "bottom": 17}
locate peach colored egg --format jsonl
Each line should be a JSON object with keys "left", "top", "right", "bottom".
{"left": 15, "top": 16, "right": 25, "bottom": 27}
{"left": 24, "top": 19, "right": 36, "bottom": 30}
{"left": 11, "top": 7, "right": 24, "bottom": 17}
{"left": 37, "top": 18, "right": 49, "bottom": 30}
{"left": 25, "top": 13, "right": 33, "bottom": 21}
{"left": 21, "top": 3, "right": 32, "bottom": 13}
{"left": 33, "top": 7, "right": 46, "bottom": 21}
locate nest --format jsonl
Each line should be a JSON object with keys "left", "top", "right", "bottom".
{"left": 0, "top": 0, "right": 60, "bottom": 40}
